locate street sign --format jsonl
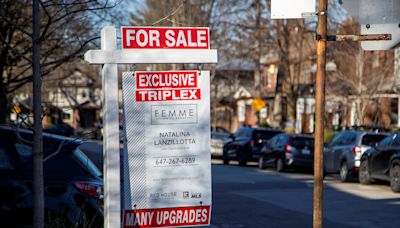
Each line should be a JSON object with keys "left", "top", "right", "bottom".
{"left": 260, "top": 107, "right": 267, "bottom": 118}
{"left": 341, "top": 0, "right": 400, "bottom": 50}
{"left": 271, "top": 0, "right": 316, "bottom": 19}
{"left": 252, "top": 97, "right": 266, "bottom": 111}
{"left": 121, "top": 27, "right": 209, "bottom": 49}
{"left": 122, "top": 71, "right": 212, "bottom": 227}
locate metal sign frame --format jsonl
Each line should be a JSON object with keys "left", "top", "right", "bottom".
{"left": 271, "top": 0, "right": 316, "bottom": 19}
{"left": 84, "top": 26, "right": 217, "bottom": 228}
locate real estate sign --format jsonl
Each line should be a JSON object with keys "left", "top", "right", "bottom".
{"left": 122, "top": 70, "right": 212, "bottom": 227}
{"left": 121, "top": 26, "right": 210, "bottom": 49}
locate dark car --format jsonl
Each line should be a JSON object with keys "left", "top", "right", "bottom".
{"left": 359, "top": 134, "right": 400, "bottom": 192}
{"left": 222, "top": 126, "right": 282, "bottom": 166}
{"left": 79, "top": 140, "right": 104, "bottom": 172}
{"left": 0, "top": 125, "right": 103, "bottom": 227}
{"left": 324, "top": 130, "right": 388, "bottom": 182}
{"left": 211, "top": 126, "right": 230, "bottom": 158}
{"left": 258, "top": 134, "right": 314, "bottom": 172}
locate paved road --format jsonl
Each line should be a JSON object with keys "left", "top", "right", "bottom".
{"left": 209, "top": 160, "right": 400, "bottom": 228}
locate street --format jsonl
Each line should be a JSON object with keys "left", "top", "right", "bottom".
{"left": 209, "top": 160, "right": 400, "bottom": 228}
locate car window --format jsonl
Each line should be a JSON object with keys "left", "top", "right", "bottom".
{"left": 235, "top": 127, "right": 251, "bottom": 137}
{"left": 73, "top": 148, "right": 102, "bottom": 177}
{"left": 0, "top": 143, "right": 13, "bottom": 169}
{"left": 15, "top": 143, "right": 32, "bottom": 163}
{"left": 277, "top": 134, "right": 289, "bottom": 145}
{"left": 342, "top": 132, "right": 357, "bottom": 145}
{"left": 378, "top": 135, "right": 394, "bottom": 147}
{"left": 292, "top": 137, "right": 314, "bottom": 148}
{"left": 253, "top": 130, "right": 281, "bottom": 141}
{"left": 329, "top": 132, "right": 344, "bottom": 146}
{"left": 361, "top": 134, "right": 388, "bottom": 146}
{"left": 393, "top": 134, "right": 400, "bottom": 146}
{"left": 269, "top": 135, "right": 278, "bottom": 144}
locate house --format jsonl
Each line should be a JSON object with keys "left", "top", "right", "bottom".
{"left": 211, "top": 60, "right": 258, "bottom": 132}
{"left": 47, "top": 68, "right": 102, "bottom": 131}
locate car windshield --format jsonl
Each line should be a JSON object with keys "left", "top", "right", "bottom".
{"left": 235, "top": 127, "right": 252, "bottom": 137}
{"left": 254, "top": 130, "right": 281, "bottom": 140}
{"left": 361, "top": 134, "right": 387, "bottom": 146}
{"left": 73, "top": 148, "right": 102, "bottom": 178}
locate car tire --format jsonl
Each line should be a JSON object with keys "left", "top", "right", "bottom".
{"left": 321, "top": 166, "right": 327, "bottom": 180}
{"left": 390, "top": 164, "right": 400, "bottom": 193}
{"left": 258, "top": 155, "right": 266, "bottom": 169}
{"left": 276, "top": 158, "right": 284, "bottom": 172}
{"left": 359, "top": 159, "right": 373, "bottom": 185}
{"left": 238, "top": 153, "right": 247, "bottom": 166}
{"left": 340, "top": 161, "right": 351, "bottom": 182}
{"left": 223, "top": 155, "right": 230, "bottom": 165}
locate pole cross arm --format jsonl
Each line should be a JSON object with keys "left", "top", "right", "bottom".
{"left": 84, "top": 49, "right": 218, "bottom": 64}
{"left": 316, "top": 34, "right": 392, "bottom": 41}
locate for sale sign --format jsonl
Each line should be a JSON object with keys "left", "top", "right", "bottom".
{"left": 121, "top": 27, "right": 210, "bottom": 49}
{"left": 122, "top": 71, "right": 211, "bottom": 227}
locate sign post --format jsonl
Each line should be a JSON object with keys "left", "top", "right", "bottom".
{"left": 271, "top": 1, "right": 396, "bottom": 227}
{"left": 85, "top": 26, "right": 217, "bottom": 228}
{"left": 314, "top": 1, "right": 327, "bottom": 227}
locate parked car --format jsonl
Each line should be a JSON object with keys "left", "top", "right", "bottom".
{"left": 258, "top": 133, "right": 314, "bottom": 172}
{"left": 222, "top": 126, "right": 282, "bottom": 166}
{"left": 359, "top": 133, "right": 400, "bottom": 192}
{"left": 324, "top": 130, "right": 388, "bottom": 182}
{"left": 79, "top": 140, "right": 104, "bottom": 172}
{"left": 211, "top": 132, "right": 229, "bottom": 158}
{"left": 0, "top": 125, "right": 103, "bottom": 227}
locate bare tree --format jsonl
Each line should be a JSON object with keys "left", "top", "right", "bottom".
{"left": 1, "top": 1, "right": 122, "bottom": 227}
{"left": 330, "top": 18, "right": 395, "bottom": 128}
{"left": 0, "top": 0, "right": 122, "bottom": 124}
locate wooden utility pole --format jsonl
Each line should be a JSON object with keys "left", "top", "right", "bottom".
{"left": 32, "top": 0, "right": 44, "bottom": 227}
{"left": 314, "top": 0, "right": 327, "bottom": 227}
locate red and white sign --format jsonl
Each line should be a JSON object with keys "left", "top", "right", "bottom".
{"left": 135, "top": 71, "right": 201, "bottom": 102}
{"left": 123, "top": 206, "right": 211, "bottom": 227}
{"left": 121, "top": 27, "right": 209, "bottom": 49}
{"left": 122, "top": 71, "right": 212, "bottom": 228}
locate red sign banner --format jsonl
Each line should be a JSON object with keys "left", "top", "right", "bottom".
{"left": 123, "top": 206, "right": 211, "bottom": 227}
{"left": 135, "top": 71, "right": 201, "bottom": 102}
{"left": 136, "top": 71, "right": 198, "bottom": 89}
{"left": 121, "top": 27, "right": 210, "bottom": 49}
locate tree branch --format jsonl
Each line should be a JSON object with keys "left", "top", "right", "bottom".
{"left": 152, "top": 0, "right": 185, "bottom": 26}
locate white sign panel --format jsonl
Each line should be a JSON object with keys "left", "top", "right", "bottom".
{"left": 271, "top": 0, "right": 315, "bottom": 19}
{"left": 122, "top": 71, "right": 211, "bottom": 228}
{"left": 361, "top": 24, "right": 400, "bottom": 51}
{"left": 341, "top": 0, "right": 400, "bottom": 24}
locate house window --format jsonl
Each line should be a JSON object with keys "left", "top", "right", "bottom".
{"left": 267, "top": 64, "right": 276, "bottom": 88}
{"left": 63, "top": 113, "right": 71, "bottom": 120}
{"left": 267, "top": 70, "right": 272, "bottom": 88}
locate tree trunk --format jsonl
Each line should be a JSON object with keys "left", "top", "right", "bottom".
{"left": 33, "top": 0, "right": 44, "bottom": 227}
{"left": 0, "top": 82, "right": 8, "bottom": 124}
{"left": 286, "top": 87, "right": 297, "bottom": 126}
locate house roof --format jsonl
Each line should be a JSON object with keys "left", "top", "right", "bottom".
{"left": 217, "top": 59, "right": 257, "bottom": 71}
